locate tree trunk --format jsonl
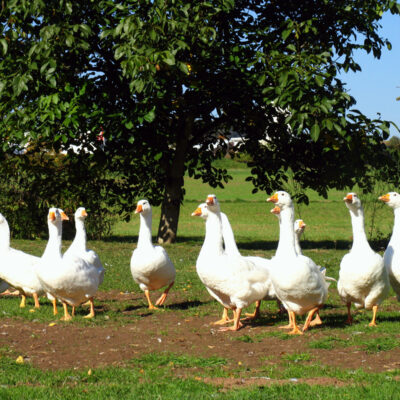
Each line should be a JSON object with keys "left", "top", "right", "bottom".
{"left": 157, "top": 115, "right": 193, "bottom": 244}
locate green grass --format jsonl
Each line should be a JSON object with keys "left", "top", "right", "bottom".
{"left": 3, "top": 159, "right": 400, "bottom": 398}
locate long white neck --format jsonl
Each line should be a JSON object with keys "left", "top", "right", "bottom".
{"left": 199, "top": 211, "right": 224, "bottom": 259}
{"left": 348, "top": 206, "right": 371, "bottom": 251}
{"left": 0, "top": 221, "right": 11, "bottom": 253}
{"left": 294, "top": 232, "right": 302, "bottom": 256}
{"left": 70, "top": 218, "right": 87, "bottom": 253}
{"left": 43, "top": 220, "right": 63, "bottom": 260}
{"left": 220, "top": 212, "right": 241, "bottom": 256}
{"left": 389, "top": 207, "right": 400, "bottom": 245}
{"left": 275, "top": 206, "right": 297, "bottom": 258}
{"left": 137, "top": 212, "right": 153, "bottom": 249}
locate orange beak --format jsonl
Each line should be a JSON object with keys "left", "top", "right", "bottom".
{"left": 81, "top": 209, "right": 88, "bottom": 217}
{"left": 344, "top": 194, "right": 353, "bottom": 203}
{"left": 299, "top": 220, "right": 306, "bottom": 229}
{"left": 379, "top": 194, "right": 390, "bottom": 203}
{"left": 267, "top": 193, "right": 279, "bottom": 203}
{"left": 191, "top": 207, "right": 202, "bottom": 217}
{"left": 270, "top": 206, "right": 281, "bottom": 215}
{"left": 206, "top": 196, "right": 214, "bottom": 206}
{"left": 135, "top": 204, "right": 143, "bottom": 214}
{"left": 61, "top": 211, "right": 69, "bottom": 221}
{"left": 49, "top": 211, "right": 56, "bottom": 221}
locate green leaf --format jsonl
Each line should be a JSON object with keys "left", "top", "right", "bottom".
{"left": 315, "top": 75, "right": 324, "bottom": 87}
{"left": 310, "top": 123, "right": 320, "bottom": 141}
{"left": 178, "top": 62, "right": 189, "bottom": 75}
{"left": 163, "top": 53, "right": 176, "bottom": 66}
{"left": 144, "top": 108, "right": 155, "bottom": 122}
{"left": 282, "top": 29, "right": 292, "bottom": 40}
{"left": 0, "top": 39, "right": 8, "bottom": 55}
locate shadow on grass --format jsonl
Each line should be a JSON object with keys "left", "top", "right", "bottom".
{"left": 166, "top": 299, "right": 211, "bottom": 310}
{"left": 102, "top": 234, "right": 362, "bottom": 252}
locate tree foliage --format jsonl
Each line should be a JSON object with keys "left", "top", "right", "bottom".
{"left": 1, "top": 0, "right": 399, "bottom": 241}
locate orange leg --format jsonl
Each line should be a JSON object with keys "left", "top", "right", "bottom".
{"left": 213, "top": 307, "right": 232, "bottom": 325}
{"left": 145, "top": 290, "right": 158, "bottom": 310}
{"left": 219, "top": 308, "right": 243, "bottom": 332}
{"left": 346, "top": 302, "right": 353, "bottom": 325}
{"left": 33, "top": 293, "right": 40, "bottom": 309}
{"left": 52, "top": 298, "right": 58, "bottom": 316}
{"left": 245, "top": 300, "right": 261, "bottom": 320}
{"left": 303, "top": 307, "right": 319, "bottom": 332}
{"left": 83, "top": 298, "right": 95, "bottom": 319}
{"left": 279, "top": 310, "right": 294, "bottom": 330}
{"left": 155, "top": 282, "right": 174, "bottom": 306}
{"left": 310, "top": 310, "right": 323, "bottom": 327}
{"left": 19, "top": 294, "right": 26, "bottom": 308}
{"left": 288, "top": 311, "right": 303, "bottom": 335}
{"left": 369, "top": 305, "right": 378, "bottom": 327}
{"left": 60, "top": 302, "right": 73, "bottom": 321}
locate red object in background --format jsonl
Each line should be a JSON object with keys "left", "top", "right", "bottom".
{"left": 97, "top": 126, "right": 104, "bottom": 142}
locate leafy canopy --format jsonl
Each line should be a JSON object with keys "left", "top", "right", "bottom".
{"left": 1, "top": 0, "right": 399, "bottom": 222}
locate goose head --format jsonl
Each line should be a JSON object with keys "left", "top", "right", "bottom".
{"left": 267, "top": 191, "right": 293, "bottom": 210}
{"left": 295, "top": 219, "right": 306, "bottom": 236}
{"left": 205, "top": 194, "right": 220, "bottom": 213}
{"left": 343, "top": 192, "right": 362, "bottom": 212}
{"left": 379, "top": 192, "right": 400, "bottom": 209}
{"left": 135, "top": 199, "right": 151, "bottom": 216}
{"left": 191, "top": 203, "right": 208, "bottom": 219}
{"left": 74, "top": 207, "right": 88, "bottom": 221}
{"left": 48, "top": 208, "right": 69, "bottom": 225}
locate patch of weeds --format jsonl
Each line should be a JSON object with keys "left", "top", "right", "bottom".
{"left": 309, "top": 336, "right": 347, "bottom": 350}
{"left": 235, "top": 334, "right": 254, "bottom": 343}
{"left": 363, "top": 336, "right": 400, "bottom": 353}
{"left": 135, "top": 352, "right": 227, "bottom": 368}
{"left": 282, "top": 353, "right": 312, "bottom": 363}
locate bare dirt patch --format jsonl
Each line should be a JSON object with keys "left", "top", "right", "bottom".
{"left": 1, "top": 291, "right": 400, "bottom": 377}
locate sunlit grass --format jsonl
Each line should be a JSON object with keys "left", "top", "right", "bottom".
{"left": 2, "top": 159, "right": 400, "bottom": 398}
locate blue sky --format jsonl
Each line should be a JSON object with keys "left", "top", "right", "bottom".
{"left": 339, "top": 12, "right": 400, "bottom": 137}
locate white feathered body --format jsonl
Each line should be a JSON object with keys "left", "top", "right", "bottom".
{"left": 196, "top": 208, "right": 271, "bottom": 310}
{"left": 220, "top": 212, "right": 276, "bottom": 301}
{"left": 0, "top": 214, "right": 43, "bottom": 296}
{"left": 0, "top": 248, "right": 43, "bottom": 295}
{"left": 338, "top": 194, "right": 389, "bottom": 310}
{"left": 338, "top": 248, "right": 389, "bottom": 309}
{"left": 64, "top": 212, "right": 105, "bottom": 288}
{"left": 131, "top": 245, "right": 175, "bottom": 291}
{"left": 268, "top": 193, "right": 328, "bottom": 316}
{"left": 270, "top": 254, "right": 328, "bottom": 315}
{"left": 383, "top": 205, "right": 400, "bottom": 300}
{"left": 130, "top": 205, "right": 175, "bottom": 293}
{"left": 37, "top": 210, "right": 102, "bottom": 306}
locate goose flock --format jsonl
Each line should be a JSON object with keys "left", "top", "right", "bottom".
{"left": 0, "top": 190, "right": 399, "bottom": 335}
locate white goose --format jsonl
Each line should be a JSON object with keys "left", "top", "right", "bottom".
{"left": 130, "top": 200, "right": 176, "bottom": 309}
{"left": 220, "top": 205, "right": 275, "bottom": 319}
{"left": 64, "top": 207, "right": 105, "bottom": 317}
{"left": 37, "top": 208, "right": 103, "bottom": 320}
{"left": 338, "top": 193, "right": 389, "bottom": 326}
{"left": 379, "top": 192, "right": 400, "bottom": 299}
{"left": 267, "top": 191, "right": 328, "bottom": 334}
{"left": 0, "top": 213, "right": 43, "bottom": 309}
{"left": 192, "top": 202, "right": 275, "bottom": 323}
{"left": 194, "top": 194, "right": 271, "bottom": 331}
